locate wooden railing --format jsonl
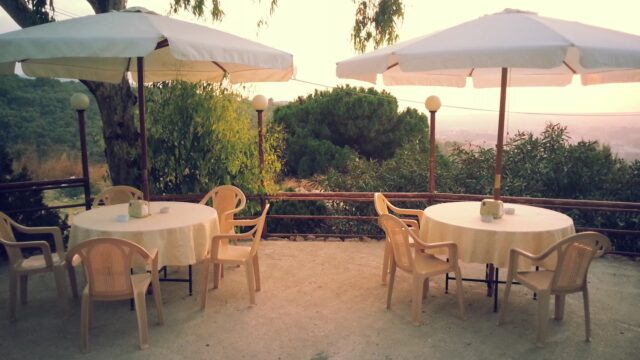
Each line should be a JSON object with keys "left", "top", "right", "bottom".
{"left": 1, "top": 180, "right": 638, "bottom": 256}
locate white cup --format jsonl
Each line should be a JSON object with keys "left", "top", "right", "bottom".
{"left": 505, "top": 207, "right": 516, "bottom": 215}
{"left": 481, "top": 215, "right": 493, "bottom": 223}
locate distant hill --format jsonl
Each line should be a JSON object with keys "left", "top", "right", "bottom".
{"left": 0, "top": 75, "right": 105, "bottom": 162}
{"left": 435, "top": 113, "right": 640, "bottom": 161}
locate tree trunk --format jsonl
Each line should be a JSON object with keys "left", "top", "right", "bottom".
{"left": 1, "top": 0, "right": 141, "bottom": 188}
{"left": 81, "top": 79, "right": 141, "bottom": 187}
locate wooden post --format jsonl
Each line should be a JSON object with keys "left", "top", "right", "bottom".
{"left": 493, "top": 67, "right": 509, "bottom": 200}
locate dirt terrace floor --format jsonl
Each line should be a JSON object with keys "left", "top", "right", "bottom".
{"left": 1, "top": 240, "right": 639, "bottom": 360}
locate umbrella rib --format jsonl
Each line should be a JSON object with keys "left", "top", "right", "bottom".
{"left": 212, "top": 61, "right": 228, "bottom": 73}
{"left": 468, "top": 68, "right": 475, "bottom": 76}
{"left": 386, "top": 62, "right": 399, "bottom": 70}
{"left": 155, "top": 39, "right": 169, "bottom": 50}
{"left": 563, "top": 61, "right": 577, "bottom": 74}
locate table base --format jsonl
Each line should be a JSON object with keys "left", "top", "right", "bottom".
{"left": 444, "top": 264, "right": 535, "bottom": 312}
{"left": 159, "top": 265, "right": 193, "bottom": 296}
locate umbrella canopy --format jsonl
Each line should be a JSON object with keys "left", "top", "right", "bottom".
{"left": 0, "top": 7, "right": 294, "bottom": 200}
{"left": 337, "top": 9, "right": 640, "bottom": 199}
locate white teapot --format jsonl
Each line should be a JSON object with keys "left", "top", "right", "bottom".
{"left": 128, "top": 199, "right": 150, "bottom": 218}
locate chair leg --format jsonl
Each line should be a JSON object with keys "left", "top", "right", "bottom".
{"left": 200, "top": 259, "right": 211, "bottom": 310}
{"left": 422, "top": 278, "right": 429, "bottom": 299}
{"left": 67, "top": 264, "right": 79, "bottom": 298}
{"left": 133, "top": 288, "right": 150, "bottom": 350}
{"left": 212, "top": 263, "right": 221, "bottom": 290}
{"left": 412, "top": 275, "right": 425, "bottom": 326}
{"left": 386, "top": 262, "right": 396, "bottom": 310}
{"left": 536, "top": 291, "right": 551, "bottom": 345}
{"left": 80, "top": 293, "right": 90, "bottom": 352}
{"left": 53, "top": 265, "right": 69, "bottom": 318}
{"left": 245, "top": 261, "right": 256, "bottom": 306}
{"left": 151, "top": 275, "right": 164, "bottom": 324}
{"left": 454, "top": 266, "right": 465, "bottom": 320}
{"left": 9, "top": 273, "right": 17, "bottom": 322}
{"left": 381, "top": 239, "right": 391, "bottom": 285}
{"left": 583, "top": 285, "right": 591, "bottom": 342}
{"left": 19, "top": 275, "right": 28, "bottom": 304}
{"left": 253, "top": 254, "right": 261, "bottom": 292}
{"left": 554, "top": 294, "right": 566, "bottom": 320}
{"left": 497, "top": 272, "right": 514, "bottom": 325}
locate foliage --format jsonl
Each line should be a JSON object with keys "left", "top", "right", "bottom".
{"left": 146, "top": 81, "right": 283, "bottom": 196}
{"left": 273, "top": 85, "right": 427, "bottom": 177}
{"left": 322, "top": 123, "right": 640, "bottom": 252}
{"left": 0, "top": 143, "right": 67, "bottom": 259}
{"left": 352, "top": 0, "right": 405, "bottom": 53}
{"left": 0, "top": 75, "right": 105, "bottom": 163}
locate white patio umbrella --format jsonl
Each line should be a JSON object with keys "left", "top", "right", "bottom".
{"left": 337, "top": 8, "right": 640, "bottom": 199}
{"left": 0, "top": 7, "right": 294, "bottom": 200}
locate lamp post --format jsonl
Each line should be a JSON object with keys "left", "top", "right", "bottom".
{"left": 252, "top": 95, "right": 268, "bottom": 210}
{"left": 70, "top": 93, "right": 92, "bottom": 210}
{"left": 425, "top": 96, "right": 441, "bottom": 194}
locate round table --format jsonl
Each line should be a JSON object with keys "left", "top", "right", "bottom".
{"left": 418, "top": 201, "right": 575, "bottom": 269}
{"left": 69, "top": 201, "right": 220, "bottom": 268}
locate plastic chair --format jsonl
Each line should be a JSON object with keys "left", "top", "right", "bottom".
{"left": 378, "top": 214, "right": 465, "bottom": 325}
{"left": 0, "top": 211, "right": 78, "bottom": 322}
{"left": 374, "top": 193, "right": 426, "bottom": 285}
{"left": 498, "top": 232, "right": 610, "bottom": 345}
{"left": 66, "top": 237, "right": 164, "bottom": 351}
{"left": 92, "top": 186, "right": 143, "bottom": 207}
{"left": 200, "top": 204, "right": 270, "bottom": 309}
{"left": 199, "top": 185, "right": 247, "bottom": 234}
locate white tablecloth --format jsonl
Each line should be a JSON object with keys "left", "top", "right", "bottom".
{"left": 418, "top": 202, "right": 575, "bottom": 268}
{"left": 69, "top": 201, "right": 220, "bottom": 267}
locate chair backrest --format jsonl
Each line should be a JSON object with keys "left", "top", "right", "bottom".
{"left": 199, "top": 185, "right": 246, "bottom": 232}
{"left": 249, "top": 204, "right": 270, "bottom": 257}
{"left": 0, "top": 212, "right": 23, "bottom": 263}
{"left": 551, "top": 232, "right": 610, "bottom": 293}
{"left": 373, "top": 193, "right": 390, "bottom": 216}
{"left": 66, "top": 238, "right": 152, "bottom": 298}
{"left": 92, "top": 186, "right": 143, "bottom": 207}
{"left": 378, "top": 214, "right": 414, "bottom": 273}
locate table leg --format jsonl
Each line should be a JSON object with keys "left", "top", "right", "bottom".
{"left": 486, "top": 263, "right": 495, "bottom": 297}
{"left": 445, "top": 258, "right": 450, "bottom": 294}
{"left": 493, "top": 267, "right": 499, "bottom": 312}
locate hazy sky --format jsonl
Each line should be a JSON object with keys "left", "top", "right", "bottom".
{"left": 1, "top": 0, "right": 639, "bottom": 125}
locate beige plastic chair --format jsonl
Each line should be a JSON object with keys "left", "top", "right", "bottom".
{"left": 497, "top": 232, "right": 610, "bottom": 345}
{"left": 66, "top": 237, "right": 164, "bottom": 351}
{"left": 378, "top": 214, "right": 465, "bottom": 325}
{"left": 200, "top": 204, "right": 270, "bottom": 309}
{"left": 374, "top": 193, "right": 426, "bottom": 285}
{"left": 199, "top": 185, "right": 247, "bottom": 234}
{"left": 92, "top": 185, "right": 143, "bottom": 207}
{"left": 0, "top": 211, "right": 78, "bottom": 322}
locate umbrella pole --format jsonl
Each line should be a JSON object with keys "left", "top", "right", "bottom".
{"left": 137, "top": 57, "right": 150, "bottom": 201}
{"left": 493, "top": 67, "right": 508, "bottom": 200}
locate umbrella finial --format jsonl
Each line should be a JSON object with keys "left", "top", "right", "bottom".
{"left": 122, "top": 7, "right": 159, "bottom": 15}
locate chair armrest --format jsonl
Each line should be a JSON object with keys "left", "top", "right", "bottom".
{"left": 211, "top": 229, "right": 256, "bottom": 243}
{"left": 388, "top": 204, "right": 426, "bottom": 225}
{"left": 3, "top": 240, "right": 53, "bottom": 267}
{"left": 401, "top": 219, "right": 419, "bottom": 230}
{"left": 11, "top": 224, "right": 64, "bottom": 255}
{"left": 147, "top": 248, "right": 159, "bottom": 273}
{"left": 228, "top": 218, "right": 260, "bottom": 227}
{"left": 406, "top": 228, "right": 458, "bottom": 259}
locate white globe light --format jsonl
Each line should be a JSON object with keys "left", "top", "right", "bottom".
{"left": 425, "top": 95, "right": 441, "bottom": 112}
{"left": 70, "top": 93, "right": 90, "bottom": 111}
{"left": 252, "top": 95, "right": 268, "bottom": 111}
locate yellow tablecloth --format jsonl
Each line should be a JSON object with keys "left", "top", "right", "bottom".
{"left": 69, "top": 201, "right": 220, "bottom": 267}
{"left": 418, "top": 201, "right": 575, "bottom": 268}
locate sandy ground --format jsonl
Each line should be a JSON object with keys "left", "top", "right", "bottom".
{"left": 1, "top": 240, "right": 639, "bottom": 360}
